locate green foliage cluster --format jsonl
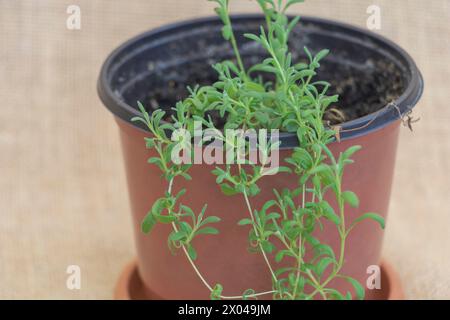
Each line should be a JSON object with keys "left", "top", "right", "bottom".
{"left": 131, "top": 0, "right": 385, "bottom": 300}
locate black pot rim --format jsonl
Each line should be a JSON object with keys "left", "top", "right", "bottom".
{"left": 98, "top": 14, "right": 424, "bottom": 144}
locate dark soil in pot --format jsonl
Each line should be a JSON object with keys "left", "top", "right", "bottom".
{"left": 121, "top": 20, "right": 406, "bottom": 127}
{"left": 143, "top": 53, "right": 404, "bottom": 126}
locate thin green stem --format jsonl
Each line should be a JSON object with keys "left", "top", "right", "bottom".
{"left": 242, "top": 187, "right": 278, "bottom": 283}
{"left": 236, "top": 123, "right": 277, "bottom": 284}
{"left": 292, "top": 184, "right": 305, "bottom": 299}
{"left": 222, "top": 5, "right": 246, "bottom": 77}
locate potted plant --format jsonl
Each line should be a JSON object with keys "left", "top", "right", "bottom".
{"left": 98, "top": 0, "right": 423, "bottom": 300}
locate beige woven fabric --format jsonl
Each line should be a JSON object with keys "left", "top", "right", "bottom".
{"left": 0, "top": 0, "right": 448, "bottom": 299}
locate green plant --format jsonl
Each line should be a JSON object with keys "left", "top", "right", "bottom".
{"left": 131, "top": 0, "right": 385, "bottom": 300}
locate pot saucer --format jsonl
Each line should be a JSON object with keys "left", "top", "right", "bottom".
{"left": 114, "top": 259, "right": 404, "bottom": 300}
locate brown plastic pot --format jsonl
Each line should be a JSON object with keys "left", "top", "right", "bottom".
{"left": 98, "top": 15, "right": 423, "bottom": 299}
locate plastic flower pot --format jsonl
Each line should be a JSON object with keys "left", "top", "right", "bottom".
{"left": 98, "top": 15, "right": 423, "bottom": 300}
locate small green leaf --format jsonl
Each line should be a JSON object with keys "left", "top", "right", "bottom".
{"left": 342, "top": 191, "right": 359, "bottom": 208}
{"left": 261, "top": 240, "right": 275, "bottom": 253}
{"left": 285, "top": 0, "right": 305, "bottom": 11}
{"left": 277, "top": 166, "right": 292, "bottom": 173}
{"left": 313, "top": 243, "right": 336, "bottom": 260}
{"left": 153, "top": 213, "right": 178, "bottom": 224}
{"left": 244, "top": 81, "right": 266, "bottom": 93}
{"left": 141, "top": 211, "right": 156, "bottom": 234}
{"left": 309, "top": 163, "right": 331, "bottom": 175}
{"left": 244, "top": 33, "right": 261, "bottom": 43}
{"left": 353, "top": 212, "right": 385, "bottom": 229}
{"left": 169, "top": 231, "right": 187, "bottom": 242}
{"left": 222, "top": 25, "right": 232, "bottom": 40}
{"left": 180, "top": 205, "right": 195, "bottom": 218}
{"left": 314, "top": 49, "right": 330, "bottom": 63}
{"left": 220, "top": 183, "right": 239, "bottom": 196}
{"left": 324, "top": 289, "right": 345, "bottom": 300}
{"left": 316, "top": 257, "right": 336, "bottom": 277}
{"left": 211, "top": 284, "right": 223, "bottom": 300}
{"left": 247, "top": 183, "right": 261, "bottom": 197}
{"left": 320, "top": 201, "right": 341, "bottom": 225}
{"left": 254, "top": 111, "right": 269, "bottom": 123}
{"left": 180, "top": 172, "right": 192, "bottom": 181}
{"left": 187, "top": 244, "right": 197, "bottom": 261}
{"left": 131, "top": 116, "right": 146, "bottom": 126}
{"left": 341, "top": 145, "right": 362, "bottom": 160}
{"left": 150, "top": 198, "right": 165, "bottom": 215}
{"left": 200, "top": 216, "right": 221, "bottom": 226}
{"left": 238, "top": 218, "right": 253, "bottom": 226}
{"left": 144, "top": 137, "right": 155, "bottom": 148}
{"left": 137, "top": 101, "right": 147, "bottom": 114}
{"left": 275, "top": 249, "right": 293, "bottom": 263}
{"left": 147, "top": 157, "right": 161, "bottom": 164}
{"left": 195, "top": 227, "right": 219, "bottom": 236}
{"left": 265, "top": 212, "right": 281, "bottom": 220}
{"left": 341, "top": 276, "right": 365, "bottom": 300}
{"left": 261, "top": 200, "right": 277, "bottom": 212}
{"left": 198, "top": 204, "right": 208, "bottom": 221}
{"left": 178, "top": 221, "right": 193, "bottom": 234}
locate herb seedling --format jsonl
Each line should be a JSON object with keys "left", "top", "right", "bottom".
{"left": 132, "top": 0, "right": 385, "bottom": 300}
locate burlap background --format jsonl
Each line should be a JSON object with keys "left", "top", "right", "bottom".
{"left": 0, "top": 0, "right": 449, "bottom": 299}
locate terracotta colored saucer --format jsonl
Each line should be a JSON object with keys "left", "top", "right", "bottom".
{"left": 114, "top": 259, "right": 404, "bottom": 300}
